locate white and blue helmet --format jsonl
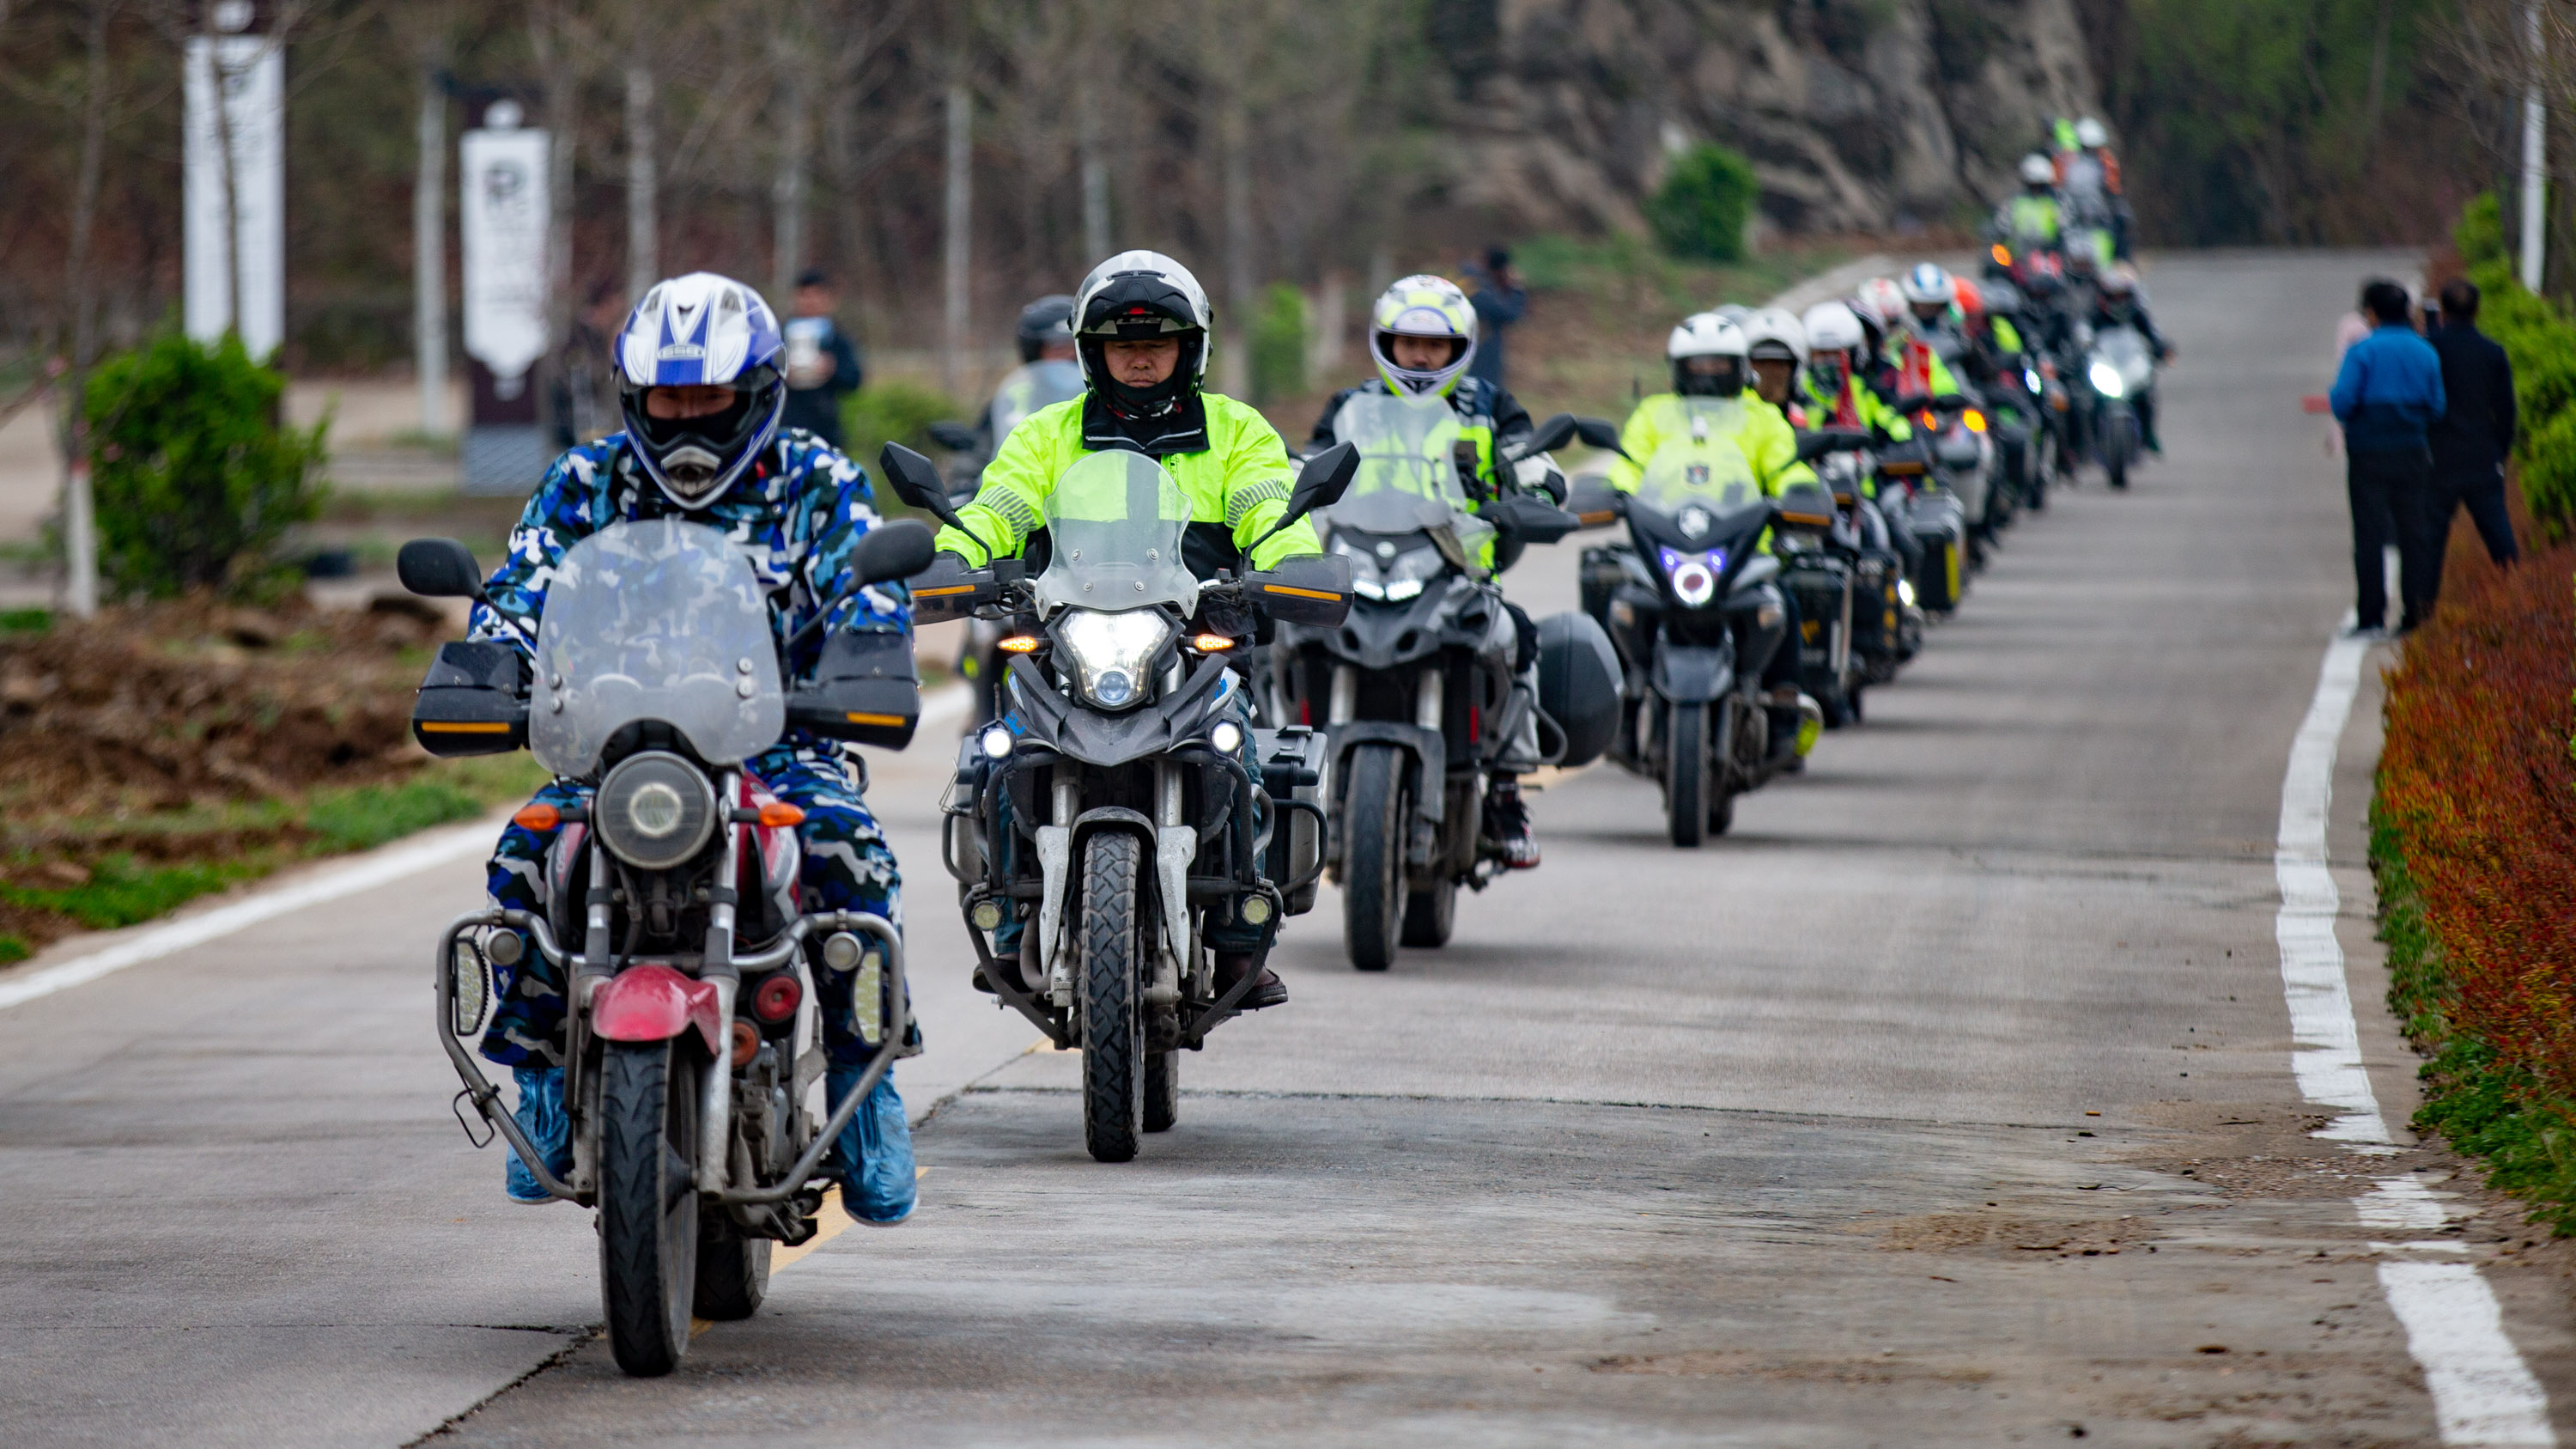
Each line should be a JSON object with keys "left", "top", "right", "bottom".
{"left": 614, "top": 271, "right": 788, "bottom": 508}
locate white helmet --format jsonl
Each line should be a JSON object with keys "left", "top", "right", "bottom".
{"left": 1072, "top": 250, "right": 1212, "bottom": 414}
{"left": 1800, "top": 301, "right": 1865, "bottom": 356}
{"left": 1899, "top": 262, "right": 1956, "bottom": 313}
{"left": 1667, "top": 312, "right": 1748, "bottom": 399}
{"left": 2019, "top": 153, "right": 2057, "bottom": 187}
{"left": 1739, "top": 306, "right": 1808, "bottom": 366}
{"left": 2075, "top": 117, "right": 2109, "bottom": 149}
{"left": 1713, "top": 303, "right": 1753, "bottom": 326}
{"left": 1367, "top": 274, "right": 1479, "bottom": 398}
{"left": 1855, "top": 277, "right": 1908, "bottom": 330}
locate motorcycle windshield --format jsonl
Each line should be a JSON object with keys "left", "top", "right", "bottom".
{"left": 1324, "top": 392, "right": 1479, "bottom": 535}
{"left": 1635, "top": 399, "right": 1763, "bottom": 518}
{"left": 529, "top": 519, "right": 785, "bottom": 777}
{"left": 2093, "top": 326, "right": 2154, "bottom": 388}
{"left": 1033, "top": 450, "right": 1199, "bottom": 613}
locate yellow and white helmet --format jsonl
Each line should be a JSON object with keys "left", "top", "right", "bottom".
{"left": 1370, "top": 275, "right": 1480, "bottom": 397}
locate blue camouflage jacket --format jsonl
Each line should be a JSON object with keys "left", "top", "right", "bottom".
{"left": 468, "top": 429, "right": 910, "bottom": 692}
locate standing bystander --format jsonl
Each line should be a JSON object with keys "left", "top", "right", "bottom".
{"left": 782, "top": 269, "right": 863, "bottom": 450}
{"left": 1461, "top": 247, "right": 1527, "bottom": 391}
{"left": 2328, "top": 278, "right": 2445, "bottom": 638}
{"left": 2419, "top": 277, "right": 2521, "bottom": 615}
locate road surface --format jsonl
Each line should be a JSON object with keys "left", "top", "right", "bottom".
{"left": 5, "top": 249, "right": 2566, "bottom": 1447}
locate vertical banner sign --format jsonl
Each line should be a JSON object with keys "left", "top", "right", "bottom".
{"left": 183, "top": 9, "right": 285, "bottom": 360}
{"left": 459, "top": 107, "right": 553, "bottom": 494}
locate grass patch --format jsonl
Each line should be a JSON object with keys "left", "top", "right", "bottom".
{"left": 0, "top": 854, "right": 273, "bottom": 931}
{"left": 0, "top": 935, "right": 27, "bottom": 965}
{"left": 0, "top": 607, "right": 50, "bottom": 634}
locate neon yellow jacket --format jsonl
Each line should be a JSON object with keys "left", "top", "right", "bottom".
{"left": 1606, "top": 393, "right": 1815, "bottom": 496}
{"left": 933, "top": 393, "right": 1320, "bottom": 569}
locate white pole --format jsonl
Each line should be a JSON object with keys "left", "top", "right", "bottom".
{"left": 63, "top": 460, "right": 97, "bottom": 618}
{"left": 2522, "top": 0, "right": 2547, "bottom": 294}
{"left": 943, "top": 81, "right": 971, "bottom": 401}
{"left": 625, "top": 62, "right": 658, "bottom": 304}
{"left": 415, "top": 67, "right": 449, "bottom": 437}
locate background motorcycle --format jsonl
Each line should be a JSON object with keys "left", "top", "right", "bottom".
{"left": 887, "top": 442, "right": 1355, "bottom": 1163}
{"left": 1272, "top": 403, "right": 1619, "bottom": 970}
{"left": 2085, "top": 324, "right": 2158, "bottom": 490}
{"left": 402, "top": 514, "right": 935, "bottom": 1378}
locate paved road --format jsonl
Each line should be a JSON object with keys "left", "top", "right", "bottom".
{"left": 5, "top": 249, "right": 2567, "bottom": 1447}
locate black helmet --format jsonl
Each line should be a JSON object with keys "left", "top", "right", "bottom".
{"left": 1015, "top": 294, "right": 1076, "bottom": 363}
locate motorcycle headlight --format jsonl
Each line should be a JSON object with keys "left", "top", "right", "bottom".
{"left": 2024, "top": 367, "right": 2043, "bottom": 393}
{"left": 1657, "top": 545, "right": 1724, "bottom": 608}
{"left": 1381, "top": 546, "right": 1444, "bottom": 603}
{"left": 593, "top": 751, "right": 719, "bottom": 869}
{"left": 2087, "top": 359, "right": 2125, "bottom": 399}
{"left": 1334, "top": 536, "right": 1386, "bottom": 600}
{"left": 1055, "top": 609, "right": 1170, "bottom": 710}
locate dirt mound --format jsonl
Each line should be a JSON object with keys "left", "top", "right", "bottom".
{"left": 0, "top": 595, "right": 453, "bottom": 816}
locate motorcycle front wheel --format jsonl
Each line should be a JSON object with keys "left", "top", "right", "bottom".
{"left": 1079, "top": 831, "right": 1145, "bottom": 1163}
{"left": 1665, "top": 701, "right": 1709, "bottom": 849}
{"left": 598, "top": 1038, "right": 702, "bottom": 1377}
{"left": 1341, "top": 744, "right": 1408, "bottom": 971}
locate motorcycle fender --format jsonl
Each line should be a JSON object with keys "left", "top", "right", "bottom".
{"left": 1652, "top": 642, "right": 1735, "bottom": 703}
{"left": 1034, "top": 825, "right": 1072, "bottom": 998}
{"left": 1154, "top": 826, "right": 1196, "bottom": 981}
{"left": 590, "top": 963, "right": 725, "bottom": 1058}
{"left": 1326, "top": 721, "right": 1445, "bottom": 824}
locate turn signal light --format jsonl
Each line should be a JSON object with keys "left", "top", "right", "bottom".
{"left": 751, "top": 972, "right": 802, "bottom": 1022}
{"left": 1990, "top": 243, "right": 2012, "bottom": 267}
{"left": 1190, "top": 633, "right": 1236, "bottom": 652}
{"left": 1961, "top": 409, "right": 1988, "bottom": 434}
{"left": 998, "top": 635, "right": 1042, "bottom": 653}
{"left": 729, "top": 1020, "right": 760, "bottom": 1068}
{"left": 512, "top": 803, "right": 560, "bottom": 831}
{"left": 757, "top": 801, "right": 805, "bottom": 828}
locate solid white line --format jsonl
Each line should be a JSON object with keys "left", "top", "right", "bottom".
{"left": 0, "top": 818, "right": 498, "bottom": 1013}
{"left": 2274, "top": 616, "right": 2556, "bottom": 1444}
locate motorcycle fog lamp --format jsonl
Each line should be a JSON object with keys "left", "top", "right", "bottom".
{"left": 969, "top": 899, "right": 1005, "bottom": 931}
{"left": 2087, "top": 359, "right": 2126, "bottom": 399}
{"left": 980, "top": 724, "right": 1014, "bottom": 760}
{"left": 1056, "top": 609, "right": 1170, "bottom": 710}
{"left": 1898, "top": 577, "right": 1918, "bottom": 606}
{"left": 1240, "top": 894, "right": 1274, "bottom": 926}
{"left": 821, "top": 930, "right": 865, "bottom": 971}
{"left": 1210, "top": 720, "right": 1243, "bottom": 755}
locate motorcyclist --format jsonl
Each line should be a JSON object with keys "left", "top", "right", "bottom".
{"left": 980, "top": 295, "right": 1084, "bottom": 457}
{"left": 2090, "top": 264, "right": 2172, "bottom": 454}
{"left": 1738, "top": 306, "right": 1808, "bottom": 412}
{"left": 1800, "top": 300, "right": 1925, "bottom": 577}
{"left": 1888, "top": 265, "right": 1968, "bottom": 403}
{"left": 929, "top": 249, "right": 1321, "bottom": 1011}
{"left": 468, "top": 272, "right": 918, "bottom": 1226}
{"left": 1995, "top": 154, "right": 2063, "bottom": 256}
{"left": 1607, "top": 313, "right": 1820, "bottom": 764}
{"left": 1308, "top": 274, "right": 1548, "bottom": 870}
{"left": 1952, "top": 277, "right": 2041, "bottom": 497}
{"left": 2058, "top": 117, "right": 2132, "bottom": 259}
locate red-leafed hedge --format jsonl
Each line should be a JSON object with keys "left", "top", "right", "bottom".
{"left": 2377, "top": 507, "right": 2576, "bottom": 1177}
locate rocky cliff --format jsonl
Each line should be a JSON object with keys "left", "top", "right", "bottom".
{"left": 1422, "top": 0, "right": 2103, "bottom": 237}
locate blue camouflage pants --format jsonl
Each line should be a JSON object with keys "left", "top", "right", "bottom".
{"left": 480, "top": 741, "right": 904, "bottom": 1069}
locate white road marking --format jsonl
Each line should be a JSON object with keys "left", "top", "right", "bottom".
{"left": 2275, "top": 617, "right": 2555, "bottom": 1445}
{"left": 0, "top": 685, "right": 976, "bottom": 1016}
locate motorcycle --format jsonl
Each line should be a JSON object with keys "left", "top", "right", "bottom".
{"left": 402, "top": 514, "right": 938, "bottom": 1378}
{"left": 1571, "top": 407, "right": 1820, "bottom": 846}
{"left": 2084, "top": 324, "right": 2157, "bottom": 490}
{"left": 1269, "top": 400, "right": 1620, "bottom": 971}
{"left": 883, "top": 441, "right": 1358, "bottom": 1163}
{"left": 1792, "top": 430, "right": 1922, "bottom": 710}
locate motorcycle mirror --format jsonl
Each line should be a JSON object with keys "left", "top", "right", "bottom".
{"left": 1521, "top": 413, "right": 1580, "bottom": 456}
{"left": 924, "top": 421, "right": 978, "bottom": 453}
{"left": 1794, "top": 429, "right": 1875, "bottom": 464}
{"left": 1571, "top": 416, "right": 1630, "bottom": 457}
{"left": 879, "top": 442, "right": 959, "bottom": 524}
{"left": 850, "top": 519, "right": 938, "bottom": 587}
{"left": 397, "top": 538, "right": 486, "bottom": 600}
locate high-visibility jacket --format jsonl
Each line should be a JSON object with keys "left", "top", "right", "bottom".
{"left": 1998, "top": 193, "right": 2062, "bottom": 247}
{"left": 933, "top": 392, "right": 1319, "bottom": 572}
{"left": 1607, "top": 393, "right": 1814, "bottom": 556}
{"left": 1797, "top": 371, "right": 1914, "bottom": 498}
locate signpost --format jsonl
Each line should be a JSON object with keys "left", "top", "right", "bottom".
{"left": 459, "top": 100, "right": 552, "bottom": 495}
{"left": 183, "top": 0, "right": 285, "bottom": 360}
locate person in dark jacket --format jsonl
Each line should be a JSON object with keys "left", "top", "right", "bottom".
{"left": 2421, "top": 277, "right": 2521, "bottom": 612}
{"left": 1460, "top": 247, "right": 1528, "bottom": 391}
{"left": 781, "top": 269, "right": 863, "bottom": 448}
{"left": 2328, "top": 278, "right": 2445, "bottom": 637}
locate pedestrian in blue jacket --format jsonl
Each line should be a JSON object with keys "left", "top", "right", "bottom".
{"left": 2329, "top": 278, "right": 2445, "bottom": 636}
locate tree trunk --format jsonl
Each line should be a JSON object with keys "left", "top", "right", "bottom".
{"left": 1217, "top": 87, "right": 1252, "bottom": 398}
{"left": 625, "top": 60, "right": 658, "bottom": 304}
{"left": 1077, "top": 67, "right": 1110, "bottom": 262}
{"left": 771, "top": 76, "right": 810, "bottom": 301}
{"left": 944, "top": 79, "right": 972, "bottom": 401}
{"left": 58, "top": 0, "right": 114, "bottom": 618}
{"left": 415, "top": 45, "right": 450, "bottom": 437}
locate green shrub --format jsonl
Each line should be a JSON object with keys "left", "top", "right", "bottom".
{"left": 842, "top": 381, "right": 965, "bottom": 490}
{"left": 1645, "top": 143, "right": 1759, "bottom": 264}
{"left": 82, "top": 332, "right": 327, "bottom": 600}
{"left": 1251, "top": 283, "right": 1309, "bottom": 405}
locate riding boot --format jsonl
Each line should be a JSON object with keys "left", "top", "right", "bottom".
{"left": 1214, "top": 952, "right": 1289, "bottom": 1010}
{"left": 824, "top": 1065, "right": 915, "bottom": 1226}
{"left": 1486, "top": 776, "right": 1540, "bottom": 869}
{"left": 504, "top": 1064, "right": 572, "bottom": 1205}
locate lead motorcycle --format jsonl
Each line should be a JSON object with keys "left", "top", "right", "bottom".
{"left": 1269, "top": 399, "right": 1621, "bottom": 971}
{"left": 884, "top": 441, "right": 1356, "bottom": 1163}
{"left": 402, "top": 514, "right": 936, "bottom": 1379}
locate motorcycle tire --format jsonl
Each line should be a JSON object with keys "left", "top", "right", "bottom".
{"left": 1143, "top": 1050, "right": 1179, "bottom": 1134}
{"left": 598, "top": 1038, "right": 702, "bottom": 1377}
{"left": 1400, "top": 875, "right": 1456, "bottom": 948}
{"left": 1666, "top": 701, "right": 1709, "bottom": 849}
{"left": 1341, "top": 745, "right": 1408, "bottom": 971}
{"left": 1079, "top": 831, "right": 1145, "bottom": 1163}
{"left": 693, "top": 1218, "right": 770, "bottom": 1321}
